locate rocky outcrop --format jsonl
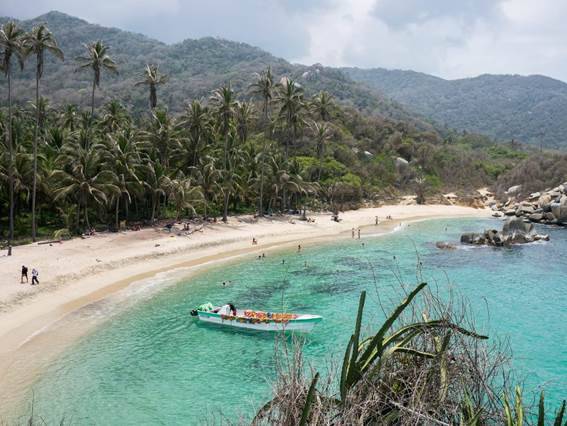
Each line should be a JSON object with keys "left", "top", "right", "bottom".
{"left": 493, "top": 181, "right": 567, "bottom": 225}
{"left": 435, "top": 241, "right": 457, "bottom": 250}
{"left": 460, "top": 218, "right": 549, "bottom": 247}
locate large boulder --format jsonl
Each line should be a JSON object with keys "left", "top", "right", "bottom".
{"left": 517, "top": 204, "right": 535, "bottom": 215}
{"left": 551, "top": 200, "right": 567, "bottom": 223}
{"left": 538, "top": 194, "right": 552, "bottom": 210}
{"left": 506, "top": 185, "right": 522, "bottom": 195}
{"left": 528, "top": 213, "right": 544, "bottom": 222}
{"left": 502, "top": 218, "right": 534, "bottom": 236}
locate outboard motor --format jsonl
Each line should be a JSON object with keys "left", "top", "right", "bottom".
{"left": 190, "top": 309, "right": 198, "bottom": 317}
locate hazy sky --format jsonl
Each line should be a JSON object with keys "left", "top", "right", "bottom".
{"left": 3, "top": 0, "right": 567, "bottom": 81}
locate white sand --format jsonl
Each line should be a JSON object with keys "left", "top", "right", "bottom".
{"left": 0, "top": 204, "right": 489, "bottom": 414}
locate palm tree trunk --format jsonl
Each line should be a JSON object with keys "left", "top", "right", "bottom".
{"left": 84, "top": 198, "right": 90, "bottom": 229}
{"left": 115, "top": 197, "right": 120, "bottom": 231}
{"left": 91, "top": 78, "right": 96, "bottom": 119}
{"left": 7, "top": 69, "right": 14, "bottom": 246}
{"left": 259, "top": 164, "right": 264, "bottom": 217}
{"left": 6, "top": 68, "right": 14, "bottom": 245}
{"left": 32, "top": 74, "right": 40, "bottom": 241}
{"left": 151, "top": 194, "right": 156, "bottom": 222}
{"left": 223, "top": 191, "right": 229, "bottom": 223}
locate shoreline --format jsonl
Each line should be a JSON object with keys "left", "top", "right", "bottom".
{"left": 0, "top": 205, "right": 491, "bottom": 417}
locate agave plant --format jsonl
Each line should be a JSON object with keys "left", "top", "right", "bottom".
{"left": 339, "top": 283, "right": 488, "bottom": 402}
{"left": 501, "top": 387, "right": 565, "bottom": 426}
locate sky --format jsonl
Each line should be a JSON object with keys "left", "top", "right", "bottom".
{"left": 3, "top": 0, "right": 567, "bottom": 82}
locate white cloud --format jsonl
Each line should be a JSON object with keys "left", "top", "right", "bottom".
{"left": 3, "top": 0, "right": 567, "bottom": 81}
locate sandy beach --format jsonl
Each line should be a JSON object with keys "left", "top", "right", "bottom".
{"left": 0, "top": 204, "right": 490, "bottom": 416}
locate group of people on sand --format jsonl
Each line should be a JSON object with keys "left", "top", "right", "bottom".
{"left": 21, "top": 265, "right": 39, "bottom": 285}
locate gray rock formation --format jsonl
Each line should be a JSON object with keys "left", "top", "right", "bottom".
{"left": 495, "top": 181, "right": 567, "bottom": 225}
{"left": 460, "top": 218, "right": 549, "bottom": 247}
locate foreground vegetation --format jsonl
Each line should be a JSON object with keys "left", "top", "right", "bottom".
{"left": 0, "top": 21, "right": 529, "bottom": 246}
{"left": 255, "top": 283, "right": 566, "bottom": 425}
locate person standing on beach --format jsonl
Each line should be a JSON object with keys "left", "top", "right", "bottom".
{"left": 351, "top": 228, "right": 355, "bottom": 239}
{"left": 21, "top": 265, "right": 28, "bottom": 283}
{"left": 357, "top": 228, "right": 361, "bottom": 239}
{"left": 297, "top": 244, "right": 302, "bottom": 253}
{"left": 31, "top": 268, "right": 39, "bottom": 285}
{"left": 375, "top": 216, "right": 379, "bottom": 225}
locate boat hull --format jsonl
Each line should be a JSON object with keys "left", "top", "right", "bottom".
{"left": 196, "top": 311, "right": 322, "bottom": 332}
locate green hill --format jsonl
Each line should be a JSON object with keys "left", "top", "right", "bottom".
{"left": 343, "top": 67, "right": 567, "bottom": 149}
{"left": 0, "top": 11, "right": 432, "bottom": 131}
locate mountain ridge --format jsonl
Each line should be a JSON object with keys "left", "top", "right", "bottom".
{"left": 0, "top": 11, "right": 434, "bottom": 132}
{"left": 342, "top": 67, "right": 567, "bottom": 148}
{"left": 2, "top": 11, "right": 567, "bottom": 148}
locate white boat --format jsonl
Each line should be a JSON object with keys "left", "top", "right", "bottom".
{"left": 190, "top": 303, "right": 322, "bottom": 332}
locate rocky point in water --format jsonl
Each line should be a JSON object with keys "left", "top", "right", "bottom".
{"left": 460, "top": 218, "right": 549, "bottom": 247}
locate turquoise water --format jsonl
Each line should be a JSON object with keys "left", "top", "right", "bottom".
{"left": 16, "top": 218, "right": 567, "bottom": 424}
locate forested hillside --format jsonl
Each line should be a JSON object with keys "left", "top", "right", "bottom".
{"left": 0, "top": 13, "right": 532, "bottom": 245}
{"left": 343, "top": 67, "right": 567, "bottom": 149}
{"left": 0, "top": 11, "right": 431, "bottom": 130}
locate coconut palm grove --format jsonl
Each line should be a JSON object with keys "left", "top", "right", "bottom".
{"left": 0, "top": 19, "right": 538, "bottom": 245}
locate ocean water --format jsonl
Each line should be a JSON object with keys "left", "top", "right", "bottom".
{"left": 14, "top": 218, "right": 567, "bottom": 424}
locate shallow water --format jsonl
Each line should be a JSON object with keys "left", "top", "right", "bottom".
{"left": 14, "top": 218, "right": 567, "bottom": 424}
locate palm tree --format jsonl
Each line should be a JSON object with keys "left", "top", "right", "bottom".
{"left": 135, "top": 64, "right": 168, "bottom": 110}
{"left": 0, "top": 21, "right": 25, "bottom": 246}
{"left": 179, "top": 100, "right": 212, "bottom": 167}
{"left": 22, "top": 24, "right": 64, "bottom": 241}
{"left": 143, "top": 159, "right": 168, "bottom": 222}
{"left": 143, "top": 109, "right": 181, "bottom": 168}
{"left": 60, "top": 105, "right": 78, "bottom": 131}
{"left": 309, "top": 121, "right": 332, "bottom": 181}
{"left": 53, "top": 144, "right": 119, "bottom": 230}
{"left": 310, "top": 91, "right": 335, "bottom": 122}
{"left": 193, "top": 156, "right": 221, "bottom": 219}
{"left": 274, "top": 77, "right": 305, "bottom": 210}
{"left": 210, "top": 85, "right": 237, "bottom": 170}
{"left": 235, "top": 101, "right": 255, "bottom": 144}
{"left": 104, "top": 128, "right": 142, "bottom": 228}
{"left": 249, "top": 66, "right": 274, "bottom": 128}
{"left": 100, "top": 100, "right": 130, "bottom": 133}
{"left": 210, "top": 85, "right": 238, "bottom": 222}
{"left": 275, "top": 77, "right": 305, "bottom": 160}
{"left": 76, "top": 41, "right": 118, "bottom": 118}
{"left": 163, "top": 171, "right": 203, "bottom": 220}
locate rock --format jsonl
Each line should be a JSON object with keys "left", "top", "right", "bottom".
{"left": 529, "top": 192, "right": 541, "bottom": 200}
{"left": 502, "top": 217, "right": 534, "bottom": 235}
{"left": 528, "top": 213, "right": 544, "bottom": 222}
{"left": 460, "top": 217, "right": 549, "bottom": 247}
{"left": 506, "top": 185, "right": 522, "bottom": 195}
{"left": 395, "top": 157, "right": 409, "bottom": 168}
{"left": 486, "top": 229, "right": 503, "bottom": 246}
{"left": 436, "top": 241, "right": 457, "bottom": 250}
{"left": 504, "top": 209, "right": 516, "bottom": 216}
{"left": 492, "top": 212, "right": 503, "bottom": 218}
{"left": 460, "top": 233, "right": 485, "bottom": 245}
{"left": 551, "top": 202, "right": 567, "bottom": 223}
{"left": 538, "top": 194, "right": 552, "bottom": 209}
{"left": 517, "top": 205, "right": 535, "bottom": 215}
{"left": 543, "top": 212, "right": 555, "bottom": 222}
